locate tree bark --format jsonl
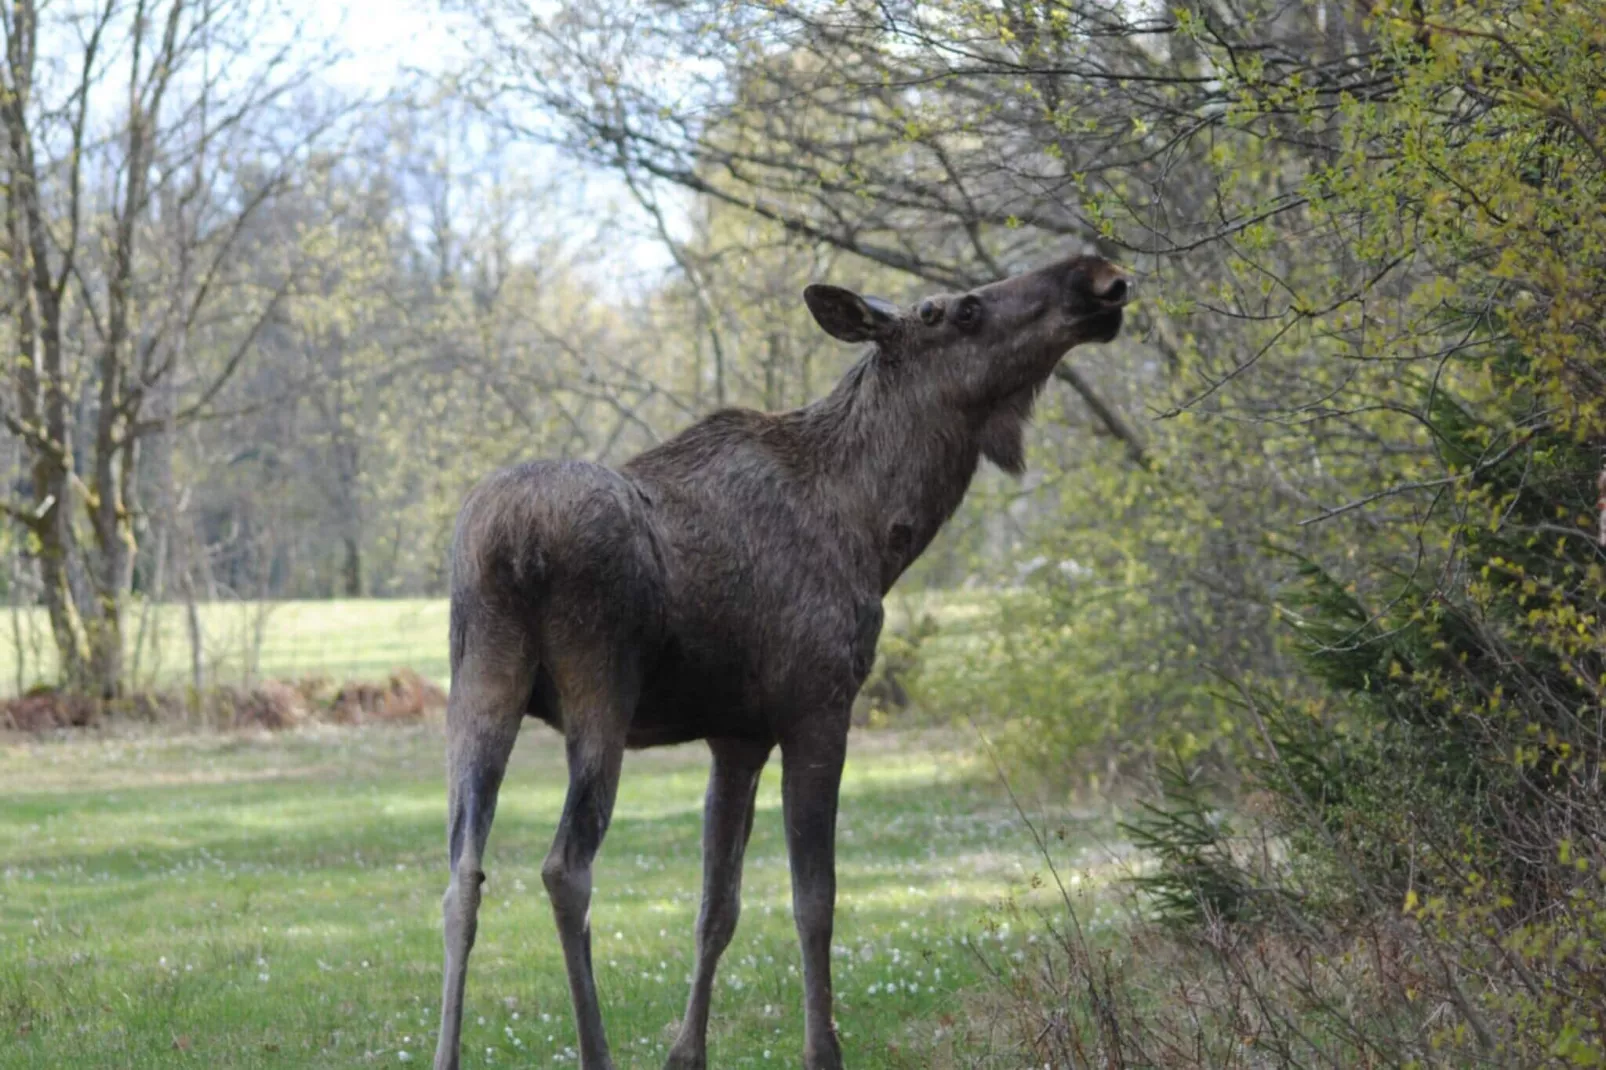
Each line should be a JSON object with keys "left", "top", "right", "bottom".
{"left": 342, "top": 534, "right": 363, "bottom": 598}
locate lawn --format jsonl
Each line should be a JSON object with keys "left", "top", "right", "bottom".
{"left": 0, "top": 722, "right": 1123, "bottom": 1069}
{"left": 0, "top": 600, "right": 454, "bottom": 698}
{"left": 0, "top": 591, "right": 1002, "bottom": 699}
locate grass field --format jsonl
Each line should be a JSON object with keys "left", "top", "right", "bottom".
{"left": 0, "top": 600, "right": 454, "bottom": 698}
{"left": 0, "top": 591, "right": 1001, "bottom": 698}
{"left": 0, "top": 722, "right": 1123, "bottom": 1069}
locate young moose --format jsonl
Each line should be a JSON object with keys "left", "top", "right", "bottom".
{"left": 433, "top": 254, "right": 1133, "bottom": 1070}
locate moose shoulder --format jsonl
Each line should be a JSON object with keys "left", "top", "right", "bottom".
{"left": 434, "top": 254, "right": 1133, "bottom": 1070}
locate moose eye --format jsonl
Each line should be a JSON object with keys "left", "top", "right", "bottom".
{"left": 917, "top": 299, "right": 943, "bottom": 326}
{"left": 953, "top": 295, "right": 983, "bottom": 331}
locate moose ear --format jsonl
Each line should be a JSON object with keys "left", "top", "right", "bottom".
{"left": 804, "top": 284, "right": 898, "bottom": 344}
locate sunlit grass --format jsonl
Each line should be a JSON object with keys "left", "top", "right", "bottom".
{"left": 0, "top": 723, "right": 1121, "bottom": 1068}
{"left": 0, "top": 599, "right": 454, "bottom": 697}
{"left": 0, "top": 593, "right": 1006, "bottom": 698}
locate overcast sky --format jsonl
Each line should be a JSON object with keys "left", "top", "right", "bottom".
{"left": 318, "top": 0, "right": 466, "bottom": 93}
{"left": 293, "top": 0, "right": 678, "bottom": 296}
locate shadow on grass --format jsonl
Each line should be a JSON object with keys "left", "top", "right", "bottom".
{"left": 1, "top": 758, "right": 1050, "bottom": 899}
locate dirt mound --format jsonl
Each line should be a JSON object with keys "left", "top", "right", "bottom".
{"left": 120, "top": 691, "right": 187, "bottom": 722}
{"left": 0, "top": 671, "right": 447, "bottom": 734}
{"left": 328, "top": 669, "right": 447, "bottom": 723}
{"left": 0, "top": 688, "right": 99, "bottom": 731}
{"left": 215, "top": 680, "right": 309, "bottom": 730}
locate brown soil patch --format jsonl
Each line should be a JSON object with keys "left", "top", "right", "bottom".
{"left": 1, "top": 670, "right": 447, "bottom": 734}
{"left": 327, "top": 669, "right": 446, "bottom": 724}
{"left": 0, "top": 688, "right": 99, "bottom": 731}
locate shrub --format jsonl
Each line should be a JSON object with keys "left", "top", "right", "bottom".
{"left": 912, "top": 560, "right": 1238, "bottom": 786}
{"left": 1117, "top": 409, "right": 1606, "bottom": 1064}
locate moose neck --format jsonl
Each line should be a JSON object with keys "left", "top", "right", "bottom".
{"left": 792, "top": 353, "right": 985, "bottom": 592}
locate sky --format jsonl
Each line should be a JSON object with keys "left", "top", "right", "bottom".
{"left": 316, "top": 0, "right": 468, "bottom": 93}
{"left": 300, "top": 0, "right": 677, "bottom": 293}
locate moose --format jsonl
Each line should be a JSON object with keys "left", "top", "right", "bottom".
{"left": 433, "top": 253, "right": 1133, "bottom": 1070}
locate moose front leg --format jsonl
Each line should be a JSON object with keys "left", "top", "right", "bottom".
{"left": 780, "top": 723, "right": 849, "bottom": 1070}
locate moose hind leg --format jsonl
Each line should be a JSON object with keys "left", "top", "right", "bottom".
{"left": 665, "top": 738, "right": 771, "bottom": 1070}
{"left": 434, "top": 650, "right": 531, "bottom": 1070}
{"left": 542, "top": 673, "right": 634, "bottom": 1070}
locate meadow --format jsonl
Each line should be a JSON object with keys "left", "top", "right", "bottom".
{"left": 0, "top": 600, "right": 454, "bottom": 698}
{"left": 0, "top": 721, "right": 1123, "bottom": 1068}
{"left": 0, "top": 591, "right": 1001, "bottom": 699}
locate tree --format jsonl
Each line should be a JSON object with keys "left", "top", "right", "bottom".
{"left": 457, "top": 0, "right": 1603, "bottom": 781}
{"left": 0, "top": 0, "right": 339, "bottom": 695}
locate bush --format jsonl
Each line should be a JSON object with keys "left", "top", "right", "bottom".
{"left": 961, "top": 0, "right": 1606, "bottom": 1062}
{"left": 1109, "top": 409, "right": 1606, "bottom": 1065}
{"left": 912, "top": 560, "right": 1238, "bottom": 786}
{"left": 855, "top": 611, "right": 940, "bottom": 725}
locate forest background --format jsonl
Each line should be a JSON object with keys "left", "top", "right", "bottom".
{"left": 2, "top": 0, "right": 1603, "bottom": 1064}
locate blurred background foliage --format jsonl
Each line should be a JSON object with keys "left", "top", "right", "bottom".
{"left": 3, "top": 0, "right": 1603, "bottom": 1059}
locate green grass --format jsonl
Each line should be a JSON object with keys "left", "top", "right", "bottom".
{"left": 0, "top": 591, "right": 1000, "bottom": 698}
{"left": 0, "top": 722, "right": 1123, "bottom": 1068}
{"left": 0, "top": 599, "right": 453, "bottom": 697}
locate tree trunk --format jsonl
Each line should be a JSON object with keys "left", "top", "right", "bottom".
{"left": 179, "top": 529, "right": 206, "bottom": 695}
{"left": 86, "top": 435, "right": 139, "bottom": 698}
{"left": 185, "top": 583, "right": 205, "bottom": 695}
{"left": 8, "top": 553, "right": 26, "bottom": 696}
{"left": 1, "top": 0, "right": 326, "bottom": 697}
{"left": 85, "top": 525, "right": 135, "bottom": 699}
{"left": 342, "top": 534, "right": 363, "bottom": 597}
{"left": 32, "top": 450, "right": 91, "bottom": 691}
{"left": 85, "top": 594, "right": 124, "bottom": 699}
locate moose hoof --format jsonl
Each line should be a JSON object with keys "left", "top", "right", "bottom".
{"left": 805, "top": 1036, "right": 845, "bottom": 1070}
{"left": 663, "top": 1049, "right": 706, "bottom": 1070}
